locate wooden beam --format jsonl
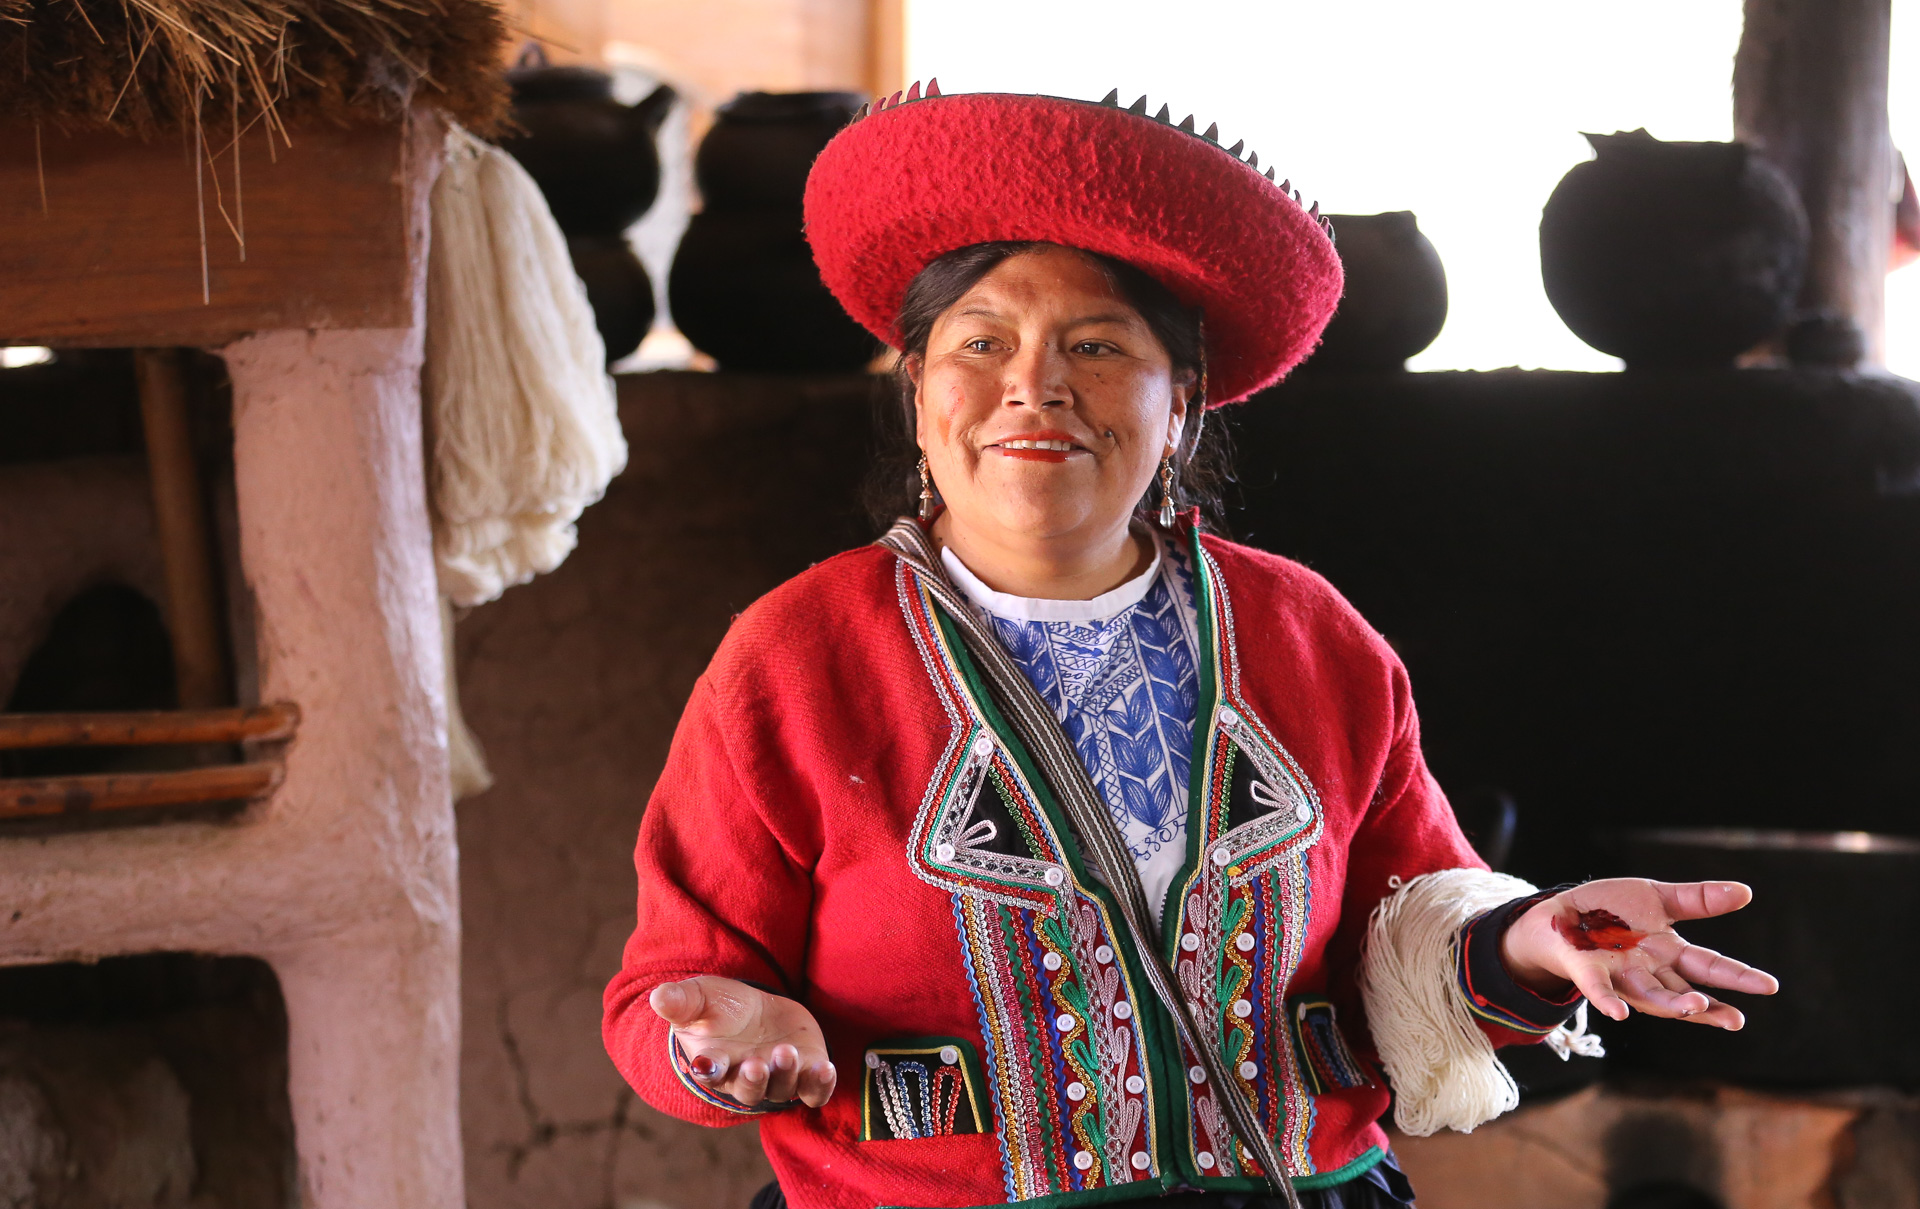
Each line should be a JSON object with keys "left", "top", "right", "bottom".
{"left": 0, "top": 761, "right": 284, "bottom": 819}
{"left": 136, "top": 348, "right": 230, "bottom": 708}
{"left": 0, "top": 703, "right": 299, "bottom": 750}
{"left": 0, "top": 119, "right": 418, "bottom": 347}
{"left": 1735, "top": 0, "right": 1895, "bottom": 363}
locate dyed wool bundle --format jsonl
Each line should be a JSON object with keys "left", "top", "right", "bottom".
{"left": 424, "top": 125, "right": 628, "bottom": 607}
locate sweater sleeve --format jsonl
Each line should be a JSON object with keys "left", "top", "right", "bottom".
{"left": 602, "top": 675, "right": 818, "bottom": 1127}
{"left": 1338, "top": 660, "right": 1597, "bottom": 1136}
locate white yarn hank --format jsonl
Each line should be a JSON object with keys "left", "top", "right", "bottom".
{"left": 424, "top": 125, "right": 628, "bottom": 607}
{"left": 1359, "top": 867, "right": 1600, "bottom": 1137}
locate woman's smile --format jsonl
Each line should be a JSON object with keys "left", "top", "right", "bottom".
{"left": 988, "top": 429, "right": 1090, "bottom": 462}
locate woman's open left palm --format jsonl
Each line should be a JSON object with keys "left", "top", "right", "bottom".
{"left": 1502, "top": 879, "right": 1780, "bottom": 1029}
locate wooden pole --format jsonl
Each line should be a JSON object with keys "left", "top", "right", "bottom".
{"left": 134, "top": 348, "right": 231, "bottom": 708}
{"left": 0, "top": 762, "right": 284, "bottom": 819}
{"left": 1735, "top": 0, "right": 1894, "bottom": 364}
{"left": 867, "top": 0, "right": 905, "bottom": 100}
{"left": 0, "top": 703, "right": 298, "bottom": 750}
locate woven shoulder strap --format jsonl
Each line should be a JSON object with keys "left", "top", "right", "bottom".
{"left": 878, "top": 519, "right": 1302, "bottom": 1206}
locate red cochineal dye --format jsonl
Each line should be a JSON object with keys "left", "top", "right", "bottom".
{"left": 690, "top": 1054, "right": 716, "bottom": 1077}
{"left": 1555, "top": 908, "right": 1647, "bottom": 952}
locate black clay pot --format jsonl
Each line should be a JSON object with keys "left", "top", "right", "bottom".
{"left": 668, "top": 210, "right": 875, "bottom": 372}
{"left": 566, "top": 236, "right": 655, "bottom": 364}
{"left": 1540, "top": 130, "right": 1808, "bottom": 368}
{"left": 696, "top": 91, "right": 865, "bottom": 210}
{"left": 1301, "top": 211, "right": 1448, "bottom": 372}
{"left": 499, "top": 51, "right": 676, "bottom": 238}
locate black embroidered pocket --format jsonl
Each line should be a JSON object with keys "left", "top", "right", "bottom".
{"left": 859, "top": 1036, "right": 988, "bottom": 1140}
{"left": 1287, "top": 997, "right": 1374, "bottom": 1094}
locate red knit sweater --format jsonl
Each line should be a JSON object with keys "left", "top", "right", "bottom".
{"left": 606, "top": 531, "right": 1518, "bottom": 1209}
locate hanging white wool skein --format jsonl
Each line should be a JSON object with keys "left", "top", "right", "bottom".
{"left": 424, "top": 124, "right": 629, "bottom": 607}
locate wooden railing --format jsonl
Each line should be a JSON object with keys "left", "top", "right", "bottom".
{"left": 0, "top": 702, "right": 299, "bottom": 821}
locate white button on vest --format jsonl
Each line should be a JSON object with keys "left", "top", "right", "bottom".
{"left": 1236, "top": 933, "right": 1256, "bottom": 952}
{"left": 1074, "top": 1151, "right": 1094, "bottom": 1171}
{"left": 1211, "top": 846, "right": 1232, "bottom": 867}
{"left": 1095, "top": 945, "right": 1114, "bottom": 965}
{"left": 1238, "top": 1060, "right": 1258, "bottom": 1079}
{"left": 1232, "top": 999, "right": 1253, "bottom": 1018}
{"left": 935, "top": 843, "right": 956, "bottom": 861}
{"left": 940, "top": 1046, "right": 959, "bottom": 1065}
{"left": 1066, "top": 1081, "right": 1086, "bottom": 1101}
{"left": 1113, "top": 1001, "right": 1133, "bottom": 1019}
{"left": 1131, "top": 1152, "right": 1150, "bottom": 1171}
{"left": 1296, "top": 802, "right": 1313, "bottom": 823}
{"left": 1180, "top": 932, "right": 1200, "bottom": 951}
{"left": 1219, "top": 706, "right": 1240, "bottom": 727}
{"left": 865, "top": 1052, "right": 882, "bottom": 1068}
{"left": 1056, "top": 1013, "right": 1076, "bottom": 1032}
{"left": 972, "top": 736, "right": 994, "bottom": 757}
{"left": 1197, "top": 1151, "right": 1216, "bottom": 1170}
{"left": 1125, "top": 1075, "right": 1145, "bottom": 1094}
{"left": 1042, "top": 951, "right": 1063, "bottom": 971}
{"left": 1189, "top": 1064, "right": 1207, "bottom": 1083}
{"left": 1044, "top": 867, "right": 1065, "bottom": 886}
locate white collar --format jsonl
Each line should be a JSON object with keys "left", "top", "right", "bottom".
{"left": 939, "top": 530, "right": 1163, "bottom": 623}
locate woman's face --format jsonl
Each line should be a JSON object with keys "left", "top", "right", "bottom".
{"left": 909, "top": 245, "right": 1192, "bottom": 550}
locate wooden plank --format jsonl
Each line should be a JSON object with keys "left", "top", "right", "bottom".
{"left": 0, "top": 761, "right": 285, "bottom": 818}
{"left": 0, "top": 119, "right": 418, "bottom": 346}
{"left": 0, "top": 703, "right": 299, "bottom": 750}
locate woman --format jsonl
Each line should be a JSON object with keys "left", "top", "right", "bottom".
{"left": 603, "top": 87, "right": 1775, "bottom": 1209}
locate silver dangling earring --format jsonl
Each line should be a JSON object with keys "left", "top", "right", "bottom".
{"left": 918, "top": 453, "right": 936, "bottom": 521}
{"left": 1158, "top": 455, "right": 1177, "bottom": 528}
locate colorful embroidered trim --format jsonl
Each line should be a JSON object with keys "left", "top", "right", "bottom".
{"left": 668, "top": 1032, "right": 794, "bottom": 1116}
{"left": 899, "top": 564, "right": 1161, "bottom": 1198}
{"left": 861, "top": 1037, "right": 989, "bottom": 1140}
{"left": 1287, "top": 997, "right": 1374, "bottom": 1096}
{"left": 1168, "top": 537, "right": 1325, "bottom": 1180}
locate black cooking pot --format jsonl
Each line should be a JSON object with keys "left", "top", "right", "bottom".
{"left": 499, "top": 50, "right": 677, "bottom": 238}
{"left": 1299, "top": 211, "right": 1448, "bottom": 372}
{"left": 1540, "top": 130, "right": 1808, "bottom": 369}
{"left": 566, "top": 235, "right": 655, "bottom": 364}
{"left": 696, "top": 91, "right": 865, "bottom": 210}
{"left": 1603, "top": 827, "right": 1920, "bottom": 1090}
{"left": 668, "top": 209, "right": 876, "bottom": 373}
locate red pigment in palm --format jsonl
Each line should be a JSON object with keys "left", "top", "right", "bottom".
{"left": 1554, "top": 908, "right": 1646, "bottom": 952}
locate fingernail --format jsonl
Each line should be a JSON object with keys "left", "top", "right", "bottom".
{"left": 691, "top": 1054, "right": 715, "bottom": 1077}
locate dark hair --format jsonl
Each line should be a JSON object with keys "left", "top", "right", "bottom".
{"left": 863, "top": 241, "right": 1235, "bottom": 530}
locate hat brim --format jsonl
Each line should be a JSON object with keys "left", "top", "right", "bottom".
{"left": 803, "top": 91, "right": 1343, "bottom": 405}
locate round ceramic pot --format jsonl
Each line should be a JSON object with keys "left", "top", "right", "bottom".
{"left": 695, "top": 91, "right": 866, "bottom": 210}
{"left": 1301, "top": 211, "right": 1448, "bottom": 372}
{"left": 668, "top": 209, "right": 875, "bottom": 373}
{"left": 499, "top": 57, "right": 676, "bottom": 238}
{"left": 566, "top": 236, "right": 655, "bottom": 364}
{"left": 1540, "top": 130, "right": 1808, "bottom": 368}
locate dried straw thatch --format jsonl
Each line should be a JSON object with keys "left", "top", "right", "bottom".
{"left": 0, "top": 0, "right": 508, "bottom": 137}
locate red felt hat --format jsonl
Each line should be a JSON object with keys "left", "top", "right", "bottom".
{"left": 803, "top": 84, "right": 1344, "bottom": 406}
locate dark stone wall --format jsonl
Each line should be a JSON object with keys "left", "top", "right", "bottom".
{"left": 1231, "top": 367, "right": 1920, "bottom": 883}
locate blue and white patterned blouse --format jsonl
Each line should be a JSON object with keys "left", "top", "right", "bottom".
{"left": 942, "top": 530, "right": 1203, "bottom": 923}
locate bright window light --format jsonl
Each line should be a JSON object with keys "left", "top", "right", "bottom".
{"left": 0, "top": 346, "right": 54, "bottom": 369}
{"left": 907, "top": 0, "right": 1920, "bottom": 377}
